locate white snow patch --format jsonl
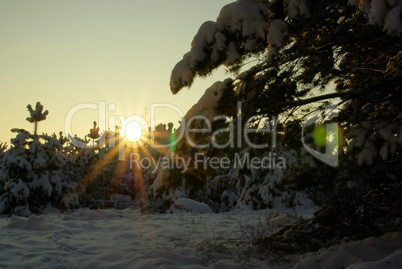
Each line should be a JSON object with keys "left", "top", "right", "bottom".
{"left": 191, "top": 21, "right": 218, "bottom": 68}
{"left": 369, "top": 0, "right": 387, "bottom": 25}
{"left": 227, "top": 41, "right": 241, "bottom": 65}
{"left": 268, "top": 19, "right": 289, "bottom": 48}
{"left": 349, "top": 0, "right": 401, "bottom": 36}
{"left": 184, "top": 79, "right": 231, "bottom": 120}
{"left": 284, "top": 0, "right": 310, "bottom": 19}
{"left": 170, "top": 52, "right": 195, "bottom": 94}
{"left": 167, "top": 198, "right": 213, "bottom": 214}
{"left": 358, "top": 140, "right": 377, "bottom": 165}
{"left": 294, "top": 232, "right": 402, "bottom": 269}
{"left": 384, "top": 5, "right": 402, "bottom": 36}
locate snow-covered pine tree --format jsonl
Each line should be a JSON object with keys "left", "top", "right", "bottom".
{"left": 152, "top": 79, "right": 236, "bottom": 202}
{"left": 0, "top": 103, "right": 78, "bottom": 215}
{"left": 167, "top": 0, "right": 402, "bottom": 250}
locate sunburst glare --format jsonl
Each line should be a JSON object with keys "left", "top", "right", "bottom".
{"left": 124, "top": 121, "right": 143, "bottom": 142}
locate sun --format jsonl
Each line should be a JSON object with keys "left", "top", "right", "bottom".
{"left": 124, "top": 121, "right": 143, "bottom": 142}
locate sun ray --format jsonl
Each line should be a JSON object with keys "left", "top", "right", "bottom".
{"left": 78, "top": 124, "right": 179, "bottom": 211}
{"left": 131, "top": 145, "right": 148, "bottom": 210}
{"left": 79, "top": 144, "right": 123, "bottom": 190}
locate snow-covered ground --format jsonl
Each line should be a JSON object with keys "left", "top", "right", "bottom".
{"left": 0, "top": 206, "right": 401, "bottom": 268}
{"left": 0, "top": 208, "right": 291, "bottom": 269}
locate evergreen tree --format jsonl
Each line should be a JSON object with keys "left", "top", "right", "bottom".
{"left": 168, "top": 0, "right": 402, "bottom": 251}
{"left": 0, "top": 104, "right": 78, "bottom": 215}
{"left": 88, "top": 121, "right": 101, "bottom": 148}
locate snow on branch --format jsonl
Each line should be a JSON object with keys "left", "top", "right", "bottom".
{"left": 170, "top": 0, "right": 401, "bottom": 94}
{"left": 170, "top": 0, "right": 271, "bottom": 94}
{"left": 349, "top": 0, "right": 402, "bottom": 36}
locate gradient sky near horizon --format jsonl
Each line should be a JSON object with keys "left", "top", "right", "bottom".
{"left": 0, "top": 0, "right": 234, "bottom": 144}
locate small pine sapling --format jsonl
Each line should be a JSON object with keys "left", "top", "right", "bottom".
{"left": 0, "top": 104, "right": 79, "bottom": 215}
{"left": 88, "top": 121, "right": 101, "bottom": 148}
{"left": 26, "top": 102, "right": 49, "bottom": 136}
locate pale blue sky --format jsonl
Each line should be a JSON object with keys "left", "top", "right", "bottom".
{"left": 0, "top": 0, "right": 233, "bottom": 143}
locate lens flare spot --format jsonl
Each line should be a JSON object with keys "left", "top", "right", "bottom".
{"left": 312, "top": 125, "right": 327, "bottom": 147}
{"left": 312, "top": 124, "right": 344, "bottom": 148}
